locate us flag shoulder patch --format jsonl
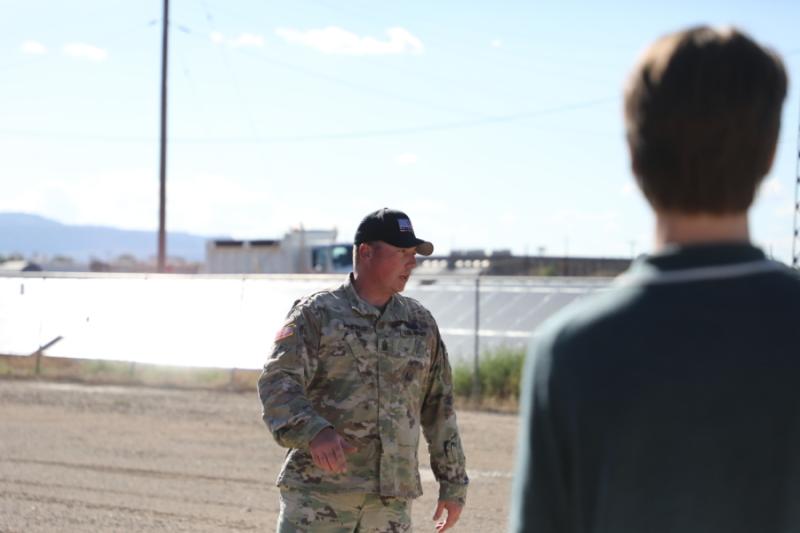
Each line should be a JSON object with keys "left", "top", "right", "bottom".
{"left": 274, "top": 323, "right": 295, "bottom": 342}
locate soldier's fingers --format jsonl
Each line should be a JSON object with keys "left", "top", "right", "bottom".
{"left": 322, "top": 450, "right": 338, "bottom": 472}
{"left": 330, "top": 443, "right": 346, "bottom": 471}
{"left": 326, "top": 447, "right": 346, "bottom": 473}
{"left": 311, "top": 452, "right": 325, "bottom": 471}
{"left": 436, "top": 503, "right": 462, "bottom": 532}
{"left": 438, "top": 506, "right": 461, "bottom": 532}
{"left": 341, "top": 440, "right": 358, "bottom": 454}
{"left": 313, "top": 451, "right": 334, "bottom": 472}
{"left": 432, "top": 501, "right": 445, "bottom": 521}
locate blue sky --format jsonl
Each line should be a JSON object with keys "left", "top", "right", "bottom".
{"left": 2, "top": 0, "right": 799, "bottom": 262}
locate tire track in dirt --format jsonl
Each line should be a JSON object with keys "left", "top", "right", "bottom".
{"left": 0, "top": 380, "right": 520, "bottom": 531}
{"left": 0, "top": 477, "right": 272, "bottom": 513}
{"left": 2, "top": 457, "right": 262, "bottom": 486}
{"left": 4, "top": 457, "right": 513, "bottom": 483}
{"left": 0, "top": 489, "right": 259, "bottom": 531}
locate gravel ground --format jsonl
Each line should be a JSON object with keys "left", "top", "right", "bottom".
{"left": 0, "top": 380, "right": 519, "bottom": 532}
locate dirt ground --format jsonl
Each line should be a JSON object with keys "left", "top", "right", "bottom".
{"left": 0, "top": 379, "right": 520, "bottom": 532}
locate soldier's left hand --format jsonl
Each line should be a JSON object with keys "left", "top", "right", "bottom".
{"left": 432, "top": 500, "right": 463, "bottom": 532}
{"left": 309, "top": 427, "right": 357, "bottom": 474}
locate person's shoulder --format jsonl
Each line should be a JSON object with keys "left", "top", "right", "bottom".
{"left": 762, "top": 263, "right": 800, "bottom": 289}
{"left": 744, "top": 264, "right": 800, "bottom": 311}
{"left": 395, "top": 293, "right": 436, "bottom": 324}
{"left": 291, "top": 283, "right": 350, "bottom": 315}
{"left": 532, "top": 283, "right": 643, "bottom": 359}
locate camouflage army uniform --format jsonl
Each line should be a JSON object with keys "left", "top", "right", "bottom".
{"left": 277, "top": 489, "right": 411, "bottom": 532}
{"left": 258, "top": 274, "right": 468, "bottom": 528}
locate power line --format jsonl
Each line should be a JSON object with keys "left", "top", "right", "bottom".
{"left": 194, "top": 0, "right": 274, "bottom": 179}
{"left": 299, "top": 0, "right": 625, "bottom": 83}
{"left": 172, "top": 20, "right": 490, "bottom": 119}
{"left": 180, "top": 96, "right": 617, "bottom": 142}
{"left": 0, "top": 96, "right": 616, "bottom": 144}
{"left": 199, "top": 0, "right": 264, "bottom": 141}
{"left": 8, "top": 116, "right": 797, "bottom": 147}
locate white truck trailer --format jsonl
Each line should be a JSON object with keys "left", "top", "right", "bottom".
{"left": 204, "top": 228, "right": 352, "bottom": 274}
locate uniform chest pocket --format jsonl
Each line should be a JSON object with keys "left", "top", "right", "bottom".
{"left": 318, "top": 325, "right": 377, "bottom": 380}
{"left": 316, "top": 334, "right": 352, "bottom": 378}
{"left": 385, "top": 333, "right": 430, "bottom": 385}
{"left": 317, "top": 319, "right": 357, "bottom": 363}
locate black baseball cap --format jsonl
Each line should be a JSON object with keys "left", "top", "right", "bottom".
{"left": 354, "top": 208, "right": 434, "bottom": 256}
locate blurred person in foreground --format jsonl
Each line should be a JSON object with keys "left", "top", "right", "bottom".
{"left": 510, "top": 26, "right": 795, "bottom": 533}
{"left": 259, "top": 208, "right": 468, "bottom": 532}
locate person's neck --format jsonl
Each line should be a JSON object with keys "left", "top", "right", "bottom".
{"left": 654, "top": 210, "right": 750, "bottom": 251}
{"left": 352, "top": 272, "right": 392, "bottom": 308}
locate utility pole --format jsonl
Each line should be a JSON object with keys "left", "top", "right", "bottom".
{"left": 157, "top": 0, "right": 169, "bottom": 272}
{"left": 472, "top": 274, "right": 481, "bottom": 399}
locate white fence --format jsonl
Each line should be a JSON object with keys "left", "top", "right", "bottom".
{"left": 0, "top": 273, "right": 610, "bottom": 369}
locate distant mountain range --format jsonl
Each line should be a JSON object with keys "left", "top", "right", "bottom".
{"left": 0, "top": 213, "right": 219, "bottom": 262}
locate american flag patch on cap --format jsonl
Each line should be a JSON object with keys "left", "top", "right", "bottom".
{"left": 397, "top": 218, "right": 413, "bottom": 232}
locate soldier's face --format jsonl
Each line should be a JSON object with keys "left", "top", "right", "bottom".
{"left": 369, "top": 242, "right": 418, "bottom": 294}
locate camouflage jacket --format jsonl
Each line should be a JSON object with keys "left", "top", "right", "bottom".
{"left": 258, "top": 275, "right": 468, "bottom": 503}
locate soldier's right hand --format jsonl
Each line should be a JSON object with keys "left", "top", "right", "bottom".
{"left": 309, "top": 427, "right": 358, "bottom": 474}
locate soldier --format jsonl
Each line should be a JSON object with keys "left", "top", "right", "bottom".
{"left": 259, "top": 208, "right": 468, "bottom": 532}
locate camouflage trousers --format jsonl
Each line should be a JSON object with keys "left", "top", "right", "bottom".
{"left": 277, "top": 487, "right": 412, "bottom": 533}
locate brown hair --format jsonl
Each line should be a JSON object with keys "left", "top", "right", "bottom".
{"left": 624, "top": 26, "right": 787, "bottom": 214}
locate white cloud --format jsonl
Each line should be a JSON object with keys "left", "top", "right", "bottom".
{"left": 0, "top": 170, "right": 284, "bottom": 238}
{"left": 0, "top": 170, "right": 154, "bottom": 230}
{"left": 499, "top": 211, "right": 518, "bottom": 225}
{"left": 772, "top": 204, "right": 794, "bottom": 219}
{"left": 231, "top": 33, "right": 264, "bottom": 48}
{"left": 490, "top": 39, "right": 503, "bottom": 49}
{"left": 275, "top": 26, "right": 424, "bottom": 56}
{"left": 394, "top": 153, "right": 418, "bottom": 166}
{"left": 548, "top": 208, "right": 622, "bottom": 234}
{"left": 21, "top": 40, "right": 47, "bottom": 55}
{"left": 63, "top": 43, "right": 108, "bottom": 62}
{"left": 760, "top": 177, "right": 784, "bottom": 198}
{"left": 619, "top": 181, "right": 638, "bottom": 196}
{"left": 210, "top": 31, "right": 264, "bottom": 48}
{"left": 169, "top": 173, "right": 276, "bottom": 236}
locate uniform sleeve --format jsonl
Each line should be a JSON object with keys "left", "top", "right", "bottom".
{"left": 420, "top": 323, "right": 469, "bottom": 505}
{"left": 257, "top": 301, "right": 332, "bottom": 449}
{"left": 509, "top": 330, "right": 571, "bottom": 533}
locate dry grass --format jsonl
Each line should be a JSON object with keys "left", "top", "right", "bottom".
{"left": 0, "top": 353, "right": 260, "bottom": 393}
{"left": 454, "top": 394, "right": 518, "bottom": 414}
{"left": 0, "top": 353, "right": 518, "bottom": 412}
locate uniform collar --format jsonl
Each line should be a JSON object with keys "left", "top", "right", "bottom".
{"left": 343, "top": 273, "right": 397, "bottom": 319}
{"left": 617, "top": 243, "right": 783, "bottom": 286}
{"left": 642, "top": 242, "right": 766, "bottom": 271}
